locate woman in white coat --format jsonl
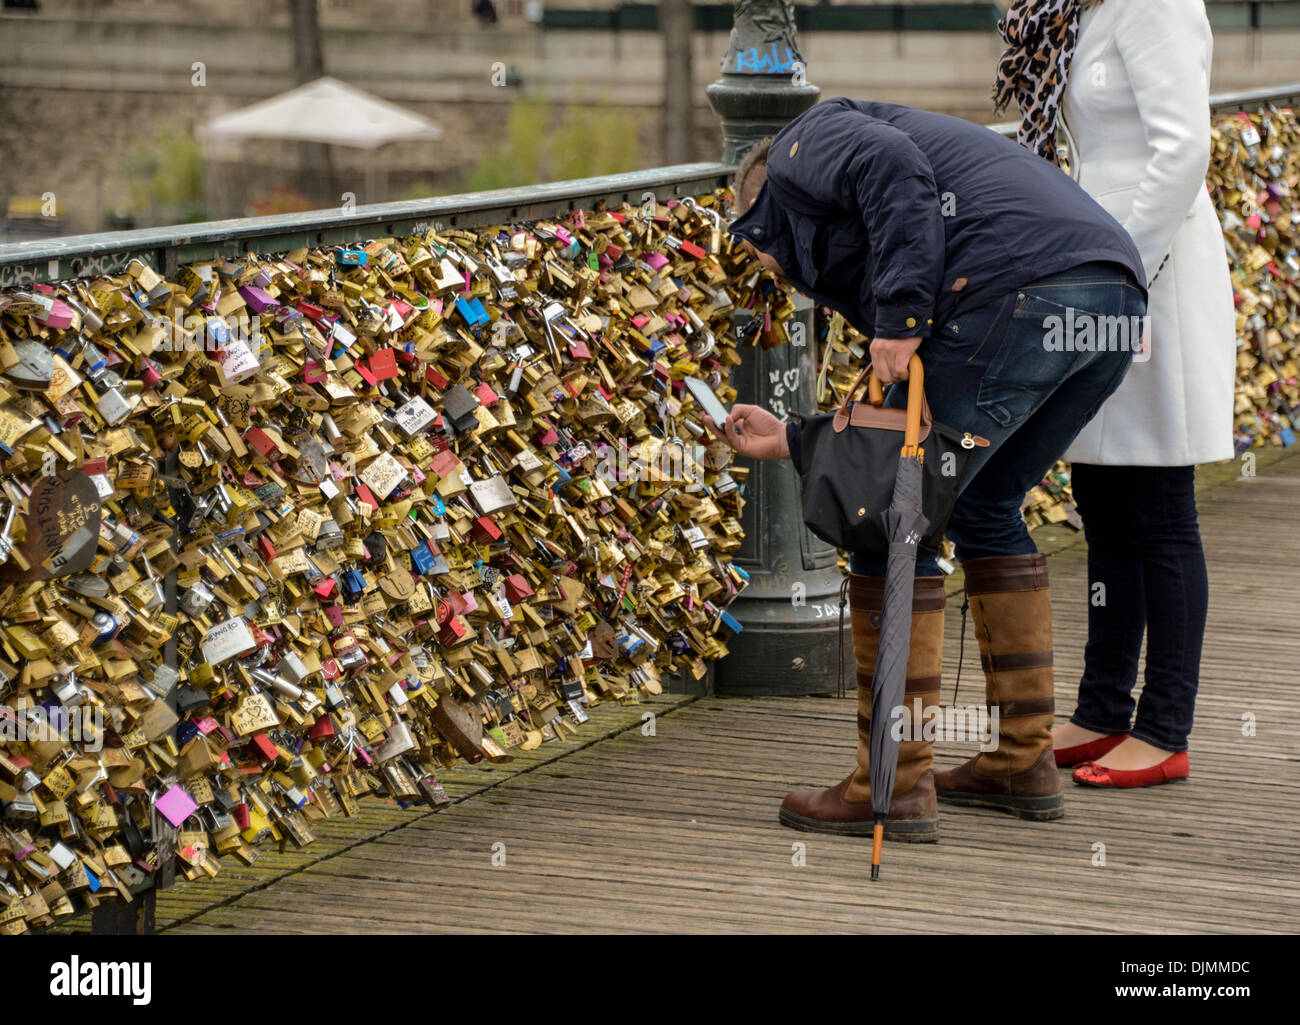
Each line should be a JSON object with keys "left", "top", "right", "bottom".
{"left": 993, "top": 0, "right": 1236, "bottom": 787}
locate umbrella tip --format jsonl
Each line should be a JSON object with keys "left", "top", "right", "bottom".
{"left": 870, "top": 818, "right": 884, "bottom": 880}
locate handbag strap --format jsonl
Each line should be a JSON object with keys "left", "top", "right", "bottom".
{"left": 833, "top": 355, "right": 930, "bottom": 453}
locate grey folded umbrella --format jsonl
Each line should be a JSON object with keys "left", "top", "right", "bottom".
{"left": 867, "top": 356, "right": 929, "bottom": 880}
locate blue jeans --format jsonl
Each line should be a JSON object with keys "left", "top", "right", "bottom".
{"left": 1067, "top": 464, "right": 1206, "bottom": 752}
{"left": 849, "top": 261, "right": 1147, "bottom": 577}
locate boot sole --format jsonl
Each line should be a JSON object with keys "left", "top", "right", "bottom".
{"left": 935, "top": 789, "right": 1065, "bottom": 821}
{"left": 777, "top": 807, "right": 939, "bottom": 843}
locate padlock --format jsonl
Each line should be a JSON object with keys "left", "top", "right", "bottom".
{"left": 0, "top": 183, "right": 783, "bottom": 920}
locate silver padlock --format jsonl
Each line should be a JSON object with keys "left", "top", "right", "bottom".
{"left": 95, "top": 385, "right": 133, "bottom": 425}
{"left": 251, "top": 666, "right": 302, "bottom": 701}
{"left": 51, "top": 671, "right": 83, "bottom": 708}
{"left": 146, "top": 664, "right": 180, "bottom": 700}
{"left": 200, "top": 616, "right": 257, "bottom": 665}
{"left": 277, "top": 651, "right": 310, "bottom": 686}
{"left": 179, "top": 581, "right": 216, "bottom": 618}
{"left": 315, "top": 519, "right": 345, "bottom": 550}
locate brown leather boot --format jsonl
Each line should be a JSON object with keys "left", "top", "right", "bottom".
{"left": 779, "top": 573, "right": 944, "bottom": 842}
{"left": 933, "top": 553, "right": 1064, "bottom": 820}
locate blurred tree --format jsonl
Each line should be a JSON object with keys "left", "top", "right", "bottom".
{"left": 662, "top": 0, "right": 695, "bottom": 164}
{"left": 290, "top": 0, "right": 331, "bottom": 202}
{"left": 550, "top": 104, "right": 644, "bottom": 181}
{"left": 463, "top": 101, "right": 643, "bottom": 193}
{"left": 290, "top": 0, "right": 324, "bottom": 84}
{"left": 124, "top": 125, "right": 205, "bottom": 225}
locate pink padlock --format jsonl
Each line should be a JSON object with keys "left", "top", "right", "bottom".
{"left": 139, "top": 359, "right": 164, "bottom": 389}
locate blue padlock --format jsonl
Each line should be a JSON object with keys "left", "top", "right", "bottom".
{"left": 206, "top": 316, "right": 231, "bottom": 347}
{"left": 411, "top": 542, "right": 436, "bottom": 576}
{"left": 454, "top": 296, "right": 490, "bottom": 330}
{"left": 341, "top": 567, "right": 367, "bottom": 601}
{"left": 338, "top": 249, "right": 368, "bottom": 267}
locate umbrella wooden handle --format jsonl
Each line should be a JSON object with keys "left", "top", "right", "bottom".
{"left": 904, "top": 355, "right": 925, "bottom": 456}
{"left": 867, "top": 371, "right": 884, "bottom": 407}
{"left": 839, "top": 357, "right": 926, "bottom": 413}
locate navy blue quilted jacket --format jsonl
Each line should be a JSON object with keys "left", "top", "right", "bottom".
{"left": 728, "top": 97, "right": 1145, "bottom": 341}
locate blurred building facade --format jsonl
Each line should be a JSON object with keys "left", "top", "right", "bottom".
{"left": 3, "top": 1, "right": 1298, "bottom": 237}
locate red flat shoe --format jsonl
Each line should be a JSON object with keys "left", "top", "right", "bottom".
{"left": 1054, "top": 732, "right": 1129, "bottom": 768}
{"left": 1072, "top": 750, "right": 1190, "bottom": 788}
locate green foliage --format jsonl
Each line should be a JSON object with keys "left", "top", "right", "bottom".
{"left": 124, "top": 125, "right": 206, "bottom": 222}
{"left": 464, "top": 100, "right": 646, "bottom": 192}
{"left": 394, "top": 180, "right": 440, "bottom": 201}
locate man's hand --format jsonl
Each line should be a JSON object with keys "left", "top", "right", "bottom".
{"left": 869, "top": 336, "right": 923, "bottom": 384}
{"left": 704, "top": 404, "right": 791, "bottom": 462}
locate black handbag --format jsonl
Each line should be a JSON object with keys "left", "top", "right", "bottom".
{"left": 797, "top": 358, "right": 988, "bottom": 559}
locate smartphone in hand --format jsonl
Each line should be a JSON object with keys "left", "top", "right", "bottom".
{"left": 685, "top": 377, "right": 731, "bottom": 428}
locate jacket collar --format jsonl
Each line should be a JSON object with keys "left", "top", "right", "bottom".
{"left": 727, "top": 180, "right": 817, "bottom": 293}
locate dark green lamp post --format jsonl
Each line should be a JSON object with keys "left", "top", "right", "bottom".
{"left": 707, "top": 2, "right": 842, "bottom": 697}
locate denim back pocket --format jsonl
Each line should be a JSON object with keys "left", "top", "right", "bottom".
{"left": 976, "top": 276, "right": 1137, "bottom": 428}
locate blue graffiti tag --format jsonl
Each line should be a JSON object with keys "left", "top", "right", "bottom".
{"left": 734, "top": 44, "right": 799, "bottom": 75}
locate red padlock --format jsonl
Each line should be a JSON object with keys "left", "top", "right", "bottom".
{"left": 429, "top": 449, "right": 461, "bottom": 479}
{"left": 355, "top": 484, "right": 379, "bottom": 512}
{"left": 369, "top": 348, "right": 398, "bottom": 380}
{"left": 245, "top": 427, "right": 283, "bottom": 460}
{"left": 471, "top": 516, "right": 502, "bottom": 543}
{"left": 438, "top": 613, "right": 472, "bottom": 648}
{"left": 248, "top": 733, "right": 278, "bottom": 762}
{"left": 447, "top": 590, "right": 479, "bottom": 616}
{"left": 503, "top": 573, "right": 534, "bottom": 603}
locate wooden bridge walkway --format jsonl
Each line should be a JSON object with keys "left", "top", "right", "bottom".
{"left": 69, "top": 448, "right": 1300, "bottom": 934}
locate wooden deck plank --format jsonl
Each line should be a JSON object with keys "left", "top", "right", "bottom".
{"left": 129, "top": 449, "right": 1300, "bottom": 932}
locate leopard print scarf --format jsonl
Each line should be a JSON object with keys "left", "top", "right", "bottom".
{"left": 992, "top": 0, "right": 1104, "bottom": 164}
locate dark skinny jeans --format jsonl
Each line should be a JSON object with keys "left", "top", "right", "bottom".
{"left": 1067, "top": 463, "right": 1208, "bottom": 752}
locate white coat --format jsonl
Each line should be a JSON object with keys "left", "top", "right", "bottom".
{"left": 1061, "top": 0, "right": 1236, "bottom": 466}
